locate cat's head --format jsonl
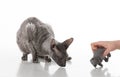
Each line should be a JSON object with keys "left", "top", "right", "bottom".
{"left": 90, "top": 57, "right": 102, "bottom": 68}
{"left": 50, "top": 38, "right": 73, "bottom": 67}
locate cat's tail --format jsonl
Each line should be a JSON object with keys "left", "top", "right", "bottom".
{"left": 27, "top": 17, "right": 44, "bottom": 25}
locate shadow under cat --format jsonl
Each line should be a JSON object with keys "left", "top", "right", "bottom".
{"left": 17, "top": 60, "right": 70, "bottom": 77}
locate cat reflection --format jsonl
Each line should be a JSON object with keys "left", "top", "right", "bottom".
{"left": 90, "top": 68, "right": 111, "bottom": 77}
{"left": 17, "top": 61, "right": 68, "bottom": 77}
{"left": 52, "top": 68, "right": 68, "bottom": 77}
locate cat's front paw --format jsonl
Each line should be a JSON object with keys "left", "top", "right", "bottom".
{"left": 45, "top": 56, "right": 51, "bottom": 62}
{"left": 66, "top": 57, "right": 72, "bottom": 61}
{"left": 104, "top": 57, "right": 108, "bottom": 62}
{"left": 33, "top": 58, "right": 39, "bottom": 63}
{"left": 107, "top": 53, "right": 111, "bottom": 57}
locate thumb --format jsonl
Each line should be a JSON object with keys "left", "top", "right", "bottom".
{"left": 103, "top": 49, "right": 110, "bottom": 57}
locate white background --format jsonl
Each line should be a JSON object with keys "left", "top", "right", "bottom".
{"left": 0, "top": 0, "right": 120, "bottom": 77}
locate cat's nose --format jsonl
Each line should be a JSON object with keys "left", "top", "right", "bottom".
{"left": 61, "top": 65, "right": 65, "bottom": 67}
{"left": 60, "top": 64, "right": 66, "bottom": 67}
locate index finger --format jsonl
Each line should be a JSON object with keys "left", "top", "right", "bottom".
{"left": 91, "top": 43, "right": 98, "bottom": 52}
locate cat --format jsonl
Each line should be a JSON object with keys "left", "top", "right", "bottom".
{"left": 90, "top": 47, "right": 111, "bottom": 68}
{"left": 17, "top": 17, "right": 73, "bottom": 67}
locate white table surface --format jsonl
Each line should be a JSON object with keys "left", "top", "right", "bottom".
{"left": 0, "top": 0, "right": 120, "bottom": 77}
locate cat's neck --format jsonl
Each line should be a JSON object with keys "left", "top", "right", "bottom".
{"left": 42, "top": 36, "right": 58, "bottom": 55}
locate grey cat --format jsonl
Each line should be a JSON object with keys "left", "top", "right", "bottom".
{"left": 90, "top": 47, "right": 111, "bottom": 68}
{"left": 17, "top": 17, "right": 73, "bottom": 67}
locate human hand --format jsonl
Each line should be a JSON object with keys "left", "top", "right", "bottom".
{"left": 91, "top": 41, "right": 118, "bottom": 56}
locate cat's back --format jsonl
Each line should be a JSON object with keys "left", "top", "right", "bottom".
{"left": 27, "top": 17, "right": 54, "bottom": 39}
{"left": 17, "top": 17, "right": 54, "bottom": 53}
{"left": 17, "top": 17, "right": 54, "bottom": 37}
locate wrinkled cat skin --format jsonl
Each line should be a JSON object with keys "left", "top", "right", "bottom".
{"left": 17, "top": 17, "right": 73, "bottom": 67}
{"left": 90, "top": 47, "right": 111, "bottom": 68}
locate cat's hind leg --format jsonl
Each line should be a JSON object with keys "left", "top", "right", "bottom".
{"left": 28, "top": 43, "right": 39, "bottom": 63}
{"left": 32, "top": 51, "right": 39, "bottom": 63}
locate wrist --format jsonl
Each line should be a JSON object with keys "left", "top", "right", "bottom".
{"left": 113, "top": 40, "right": 120, "bottom": 50}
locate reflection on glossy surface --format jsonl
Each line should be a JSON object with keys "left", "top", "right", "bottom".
{"left": 17, "top": 61, "right": 68, "bottom": 77}
{"left": 52, "top": 68, "right": 68, "bottom": 77}
{"left": 90, "top": 68, "right": 111, "bottom": 77}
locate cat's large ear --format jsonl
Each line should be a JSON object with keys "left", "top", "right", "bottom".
{"left": 63, "top": 38, "right": 73, "bottom": 49}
